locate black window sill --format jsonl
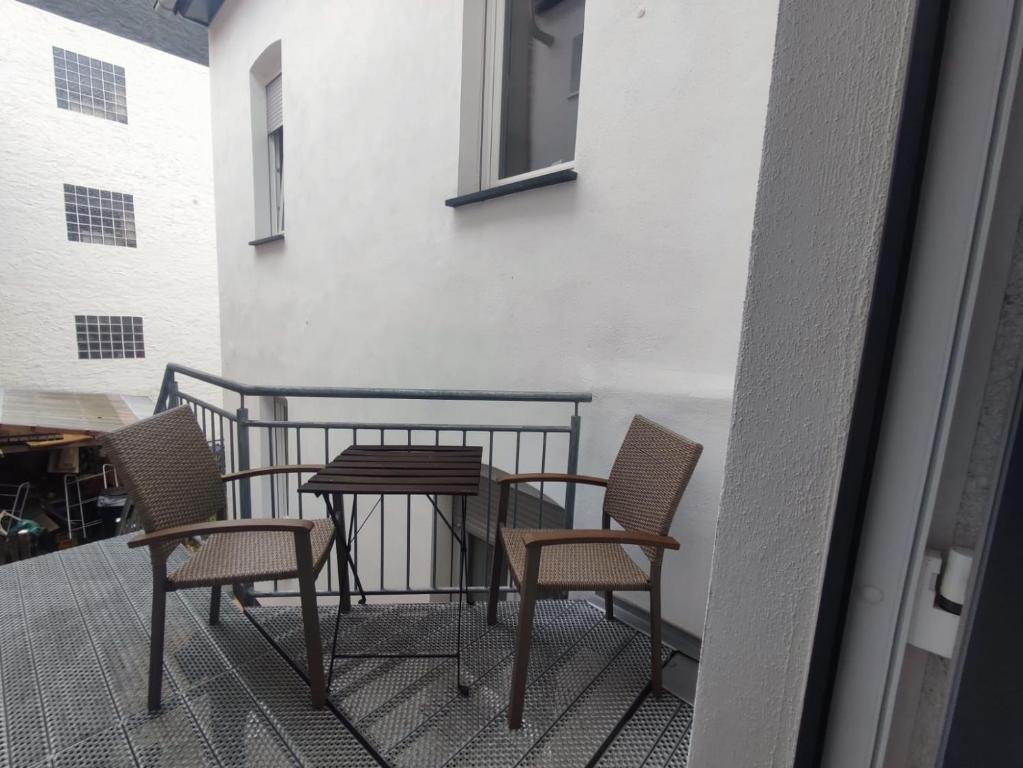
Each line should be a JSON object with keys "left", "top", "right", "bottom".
{"left": 445, "top": 168, "right": 577, "bottom": 208}
{"left": 249, "top": 233, "right": 285, "bottom": 246}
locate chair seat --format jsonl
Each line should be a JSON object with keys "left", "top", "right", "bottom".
{"left": 169, "top": 518, "right": 335, "bottom": 589}
{"left": 500, "top": 526, "right": 650, "bottom": 591}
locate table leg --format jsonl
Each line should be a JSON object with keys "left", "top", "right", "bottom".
{"left": 329, "top": 493, "right": 352, "bottom": 614}
{"left": 457, "top": 495, "right": 469, "bottom": 696}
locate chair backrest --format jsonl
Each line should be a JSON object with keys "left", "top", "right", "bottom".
{"left": 100, "top": 405, "right": 224, "bottom": 556}
{"left": 603, "top": 415, "right": 703, "bottom": 561}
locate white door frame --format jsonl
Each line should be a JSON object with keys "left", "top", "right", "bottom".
{"left": 822, "top": 1, "right": 1023, "bottom": 765}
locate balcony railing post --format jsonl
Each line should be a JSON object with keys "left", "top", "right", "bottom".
{"left": 235, "top": 405, "right": 255, "bottom": 605}
{"left": 564, "top": 413, "right": 581, "bottom": 528}
{"left": 236, "top": 406, "right": 252, "bottom": 520}
{"left": 167, "top": 379, "right": 180, "bottom": 409}
{"left": 155, "top": 367, "right": 170, "bottom": 413}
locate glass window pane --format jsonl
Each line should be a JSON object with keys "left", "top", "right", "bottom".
{"left": 500, "top": 0, "right": 585, "bottom": 179}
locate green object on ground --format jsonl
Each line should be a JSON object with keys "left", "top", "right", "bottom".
{"left": 8, "top": 519, "right": 44, "bottom": 537}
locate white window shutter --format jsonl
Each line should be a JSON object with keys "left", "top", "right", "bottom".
{"left": 266, "top": 74, "right": 283, "bottom": 132}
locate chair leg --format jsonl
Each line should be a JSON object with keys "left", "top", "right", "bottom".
{"left": 604, "top": 590, "right": 614, "bottom": 620}
{"left": 209, "top": 585, "right": 222, "bottom": 625}
{"left": 487, "top": 529, "right": 505, "bottom": 626}
{"left": 296, "top": 534, "right": 326, "bottom": 708}
{"left": 650, "top": 563, "right": 663, "bottom": 696}
{"left": 508, "top": 547, "right": 540, "bottom": 730}
{"left": 148, "top": 557, "right": 168, "bottom": 711}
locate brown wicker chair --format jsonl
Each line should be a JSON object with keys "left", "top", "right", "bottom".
{"left": 100, "top": 405, "right": 334, "bottom": 710}
{"left": 487, "top": 415, "right": 702, "bottom": 729}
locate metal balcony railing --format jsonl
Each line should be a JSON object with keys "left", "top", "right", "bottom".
{"left": 154, "top": 364, "right": 592, "bottom": 603}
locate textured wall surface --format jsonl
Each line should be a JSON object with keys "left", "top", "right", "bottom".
{"left": 0, "top": 0, "right": 221, "bottom": 401}
{"left": 688, "top": 1, "right": 916, "bottom": 765}
{"left": 207, "top": 0, "right": 778, "bottom": 635}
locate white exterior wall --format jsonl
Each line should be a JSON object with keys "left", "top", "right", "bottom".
{"left": 0, "top": 0, "right": 221, "bottom": 400}
{"left": 208, "top": 0, "right": 777, "bottom": 636}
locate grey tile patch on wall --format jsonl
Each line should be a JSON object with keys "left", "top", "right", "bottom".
{"left": 64, "top": 184, "right": 137, "bottom": 247}
{"left": 75, "top": 315, "right": 145, "bottom": 359}
{"left": 52, "top": 46, "right": 127, "bottom": 123}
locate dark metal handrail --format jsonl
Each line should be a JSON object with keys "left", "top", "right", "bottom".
{"left": 156, "top": 363, "right": 592, "bottom": 414}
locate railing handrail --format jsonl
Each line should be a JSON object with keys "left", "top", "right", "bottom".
{"left": 157, "top": 363, "right": 593, "bottom": 413}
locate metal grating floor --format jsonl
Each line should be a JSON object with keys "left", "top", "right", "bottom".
{"left": 0, "top": 538, "right": 693, "bottom": 767}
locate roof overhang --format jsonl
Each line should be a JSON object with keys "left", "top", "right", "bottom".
{"left": 155, "top": 0, "right": 223, "bottom": 27}
{"left": 0, "top": 389, "right": 154, "bottom": 454}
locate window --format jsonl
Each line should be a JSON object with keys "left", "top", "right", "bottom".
{"left": 457, "top": 0, "right": 585, "bottom": 194}
{"left": 52, "top": 47, "right": 127, "bottom": 124}
{"left": 249, "top": 42, "right": 284, "bottom": 243}
{"left": 74, "top": 315, "right": 144, "bottom": 359}
{"left": 266, "top": 74, "right": 284, "bottom": 235}
{"left": 64, "top": 184, "right": 136, "bottom": 247}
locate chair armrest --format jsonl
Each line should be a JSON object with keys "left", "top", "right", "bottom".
{"left": 497, "top": 473, "right": 608, "bottom": 488}
{"left": 221, "top": 464, "right": 325, "bottom": 482}
{"left": 519, "top": 529, "right": 680, "bottom": 551}
{"left": 128, "top": 518, "right": 315, "bottom": 549}
{"left": 494, "top": 474, "right": 608, "bottom": 531}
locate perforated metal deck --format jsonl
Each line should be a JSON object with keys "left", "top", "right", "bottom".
{"left": 0, "top": 538, "right": 692, "bottom": 766}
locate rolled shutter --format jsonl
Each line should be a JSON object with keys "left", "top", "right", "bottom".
{"left": 266, "top": 74, "right": 283, "bottom": 132}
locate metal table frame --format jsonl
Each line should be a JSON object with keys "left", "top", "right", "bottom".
{"left": 299, "top": 446, "right": 482, "bottom": 695}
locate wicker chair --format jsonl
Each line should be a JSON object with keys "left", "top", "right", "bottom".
{"left": 100, "top": 405, "right": 334, "bottom": 710}
{"left": 487, "top": 415, "right": 702, "bottom": 729}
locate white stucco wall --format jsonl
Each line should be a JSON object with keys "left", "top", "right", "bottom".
{"left": 207, "top": 0, "right": 777, "bottom": 636}
{"left": 689, "top": 1, "right": 916, "bottom": 765}
{"left": 0, "top": 0, "right": 221, "bottom": 400}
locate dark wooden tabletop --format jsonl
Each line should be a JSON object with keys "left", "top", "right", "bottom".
{"left": 297, "top": 445, "right": 483, "bottom": 496}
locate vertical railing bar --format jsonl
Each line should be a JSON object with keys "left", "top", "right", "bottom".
{"left": 513, "top": 430, "right": 521, "bottom": 528}
{"left": 406, "top": 427, "right": 412, "bottom": 591}
{"left": 235, "top": 405, "right": 253, "bottom": 605}
{"left": 212, "top": 410, "right": 219, "bottom": 473}
{"left": 565, "top": 414, "right": 581, "bottom": 529}
{"left": 431, "top": 429, "right": 438, "bottom": 590}
{"left": 230, "top": 416, "right": 238, "bottom": 518}
{"left": 485, "top": 430, "right": 494, "bottom": 580}
{"left": 217, "top": 414, "right": 225, "bottom": 474}
{"left": 539, "top": 431, "right": 548, "bottom": 528}
{"left": 352, "top": 428, "right": 358, "bottom": 571}
{"left": 267, "top": 425, "right": 277, "bottom": 519}
{"left": 269, "top": 423, "right": 278, "bottom": 592}
{"left": 296, "top": 426, "right": 303, "bottom": 520}
{"left": 324, "top": 427, "right": 332, "bottom": 592}
{"left": 462, "top": 429, "right": 473, "bottom": 590}
{"left": 236, "top": 406, "right": 251, "bottom": 520}
{"left": 380, "top": 427, "right": 385, "bottom": 591}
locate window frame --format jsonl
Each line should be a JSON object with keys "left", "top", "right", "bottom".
{"left": 268, "top": 125, "right": 284, "bottom": 235}
{"left": 249, "top": 42, "right": 284, "bottom": 244}
{"left": 457, "top": 0, "right": 581, "bottom": 197}
{"left": 265, "top": 74, "right": 284, "bottom": 236}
